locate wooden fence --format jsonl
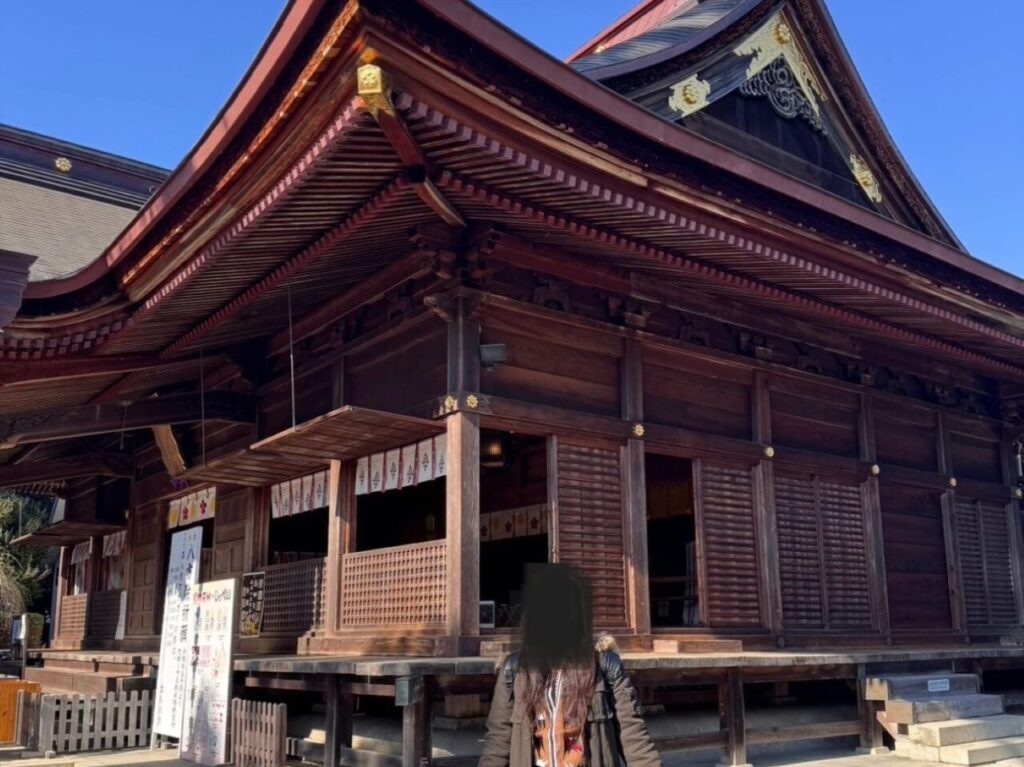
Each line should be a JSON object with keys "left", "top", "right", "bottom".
{"left": 231, "top": 698, "right": 287, "bottom": 767}
{"left": 35, "top": 690, "right": 152, "bottom": 753}
{"left": 0, "top": 681, "right": 40, "bottom": 743}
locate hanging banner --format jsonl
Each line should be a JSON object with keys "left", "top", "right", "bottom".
{"left": 369, "top": 452, "right": 385, "bottom": 493}
{"left": 168, "top": 488, "right": 217, "bottom": 530}
{"left": 102, "top": 530, "right": 127, "bottom": 558}
{"left": 355, "top": 457, "right": 369, "bottom": 495}
{"left": 290, "top": 478, "right": 302, "bottom": 515}
{"left": 153, "top": 526, "right": 203, "bottom": 738}
{"left": 385, "top": 449, "right": 400, "bottom": 491}
{"left": 70, "top": 540, "right": 91, "bottom": 565}
{"left": 401, "top": 444, "right": 417, "bottom": 488}
{"left": 270, "top": 483, "right": 283, "bottom": 519}
{"left": 181, "top": 578, "right": 236, "bottom": 766}
{"left": 417, "top": 439, "right": 434, "bottom": 484}
{"left": 313, "top": 471, "right": 327, "bottom": 509}
{"left": 239, "top": 572, "right": 265, "bottom": 638}
{"left": 434, "top": 433, "right": 448, "bottom": 478}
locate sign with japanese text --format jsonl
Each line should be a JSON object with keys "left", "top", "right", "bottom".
{"left": 181, "top": 578, "right": 236, "bottom": 766}
{"left": 239, "top": 571, "right": 265, "bottom": 638}
{"left": 153, "top": 526, "right": 203, "bottom": 738}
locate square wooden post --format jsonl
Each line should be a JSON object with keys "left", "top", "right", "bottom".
{"left": 718, "top": 669, "right": 750, "bottom": 767}
{"left": 621, "top": 339, "right": 651, "bottom": 637}
{"left": 324, "top": 675, "right": 354, "bottom": 767}
{"left": 399, "top": 677, "right": 432, "bottom": 767}
{"left": 325, "top": 460, "right": 355, "bottom": 635}
{"left": 446, "top": 410, "right": 480, "bottom": 651}
{"left": 857, "top": 665, "right": 889, "bottom": 754}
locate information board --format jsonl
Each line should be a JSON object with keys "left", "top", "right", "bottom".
{"left": 181, "top": 578, "right": 236, "bottom": 766}
{"left": 153, "top": 526, "right": 203, "bottom": 738}
{"left": 239, "top": 571, "right": 265, "bottom": 638}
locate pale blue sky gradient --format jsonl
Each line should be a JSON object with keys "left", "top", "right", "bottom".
{"left": 1, "top": 1, "right": 1020, "bottom": 274}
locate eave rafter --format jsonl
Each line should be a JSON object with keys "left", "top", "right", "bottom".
{"left": 392, "top": 95, "right": 1024, "bottom": 360}
{"left": 435, "top": 169, "right": 1024, "bottom": 380}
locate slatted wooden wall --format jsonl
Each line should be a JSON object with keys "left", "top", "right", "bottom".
{"left": 127, "top": 504, "right": 160, "bottom": 636}
{"left": 697, "top": 462, "right": 762, "bottom": 628}
{"left": 955, "top": 498, "right": 1019, "bottom": 626}
{"left": 879, "top": 482, "right": 952, "bottom": 630}
{"left": 212, "top": 489, "right": 248, "bottom": 578}
{"left": 552, "top": 441, "right": 629, "bottom": 629}
{"left": 770, "top": 381, "right": 859, "bottom": 458}
{"left": 775, "top": 473, "right": 871, "bottom": 630}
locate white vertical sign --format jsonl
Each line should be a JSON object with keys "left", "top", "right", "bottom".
{"left": 153, "top": 526, "right": 203, "bottom": 738}
{"left": 181, "top": 578, "right": 236, "bottom": 766}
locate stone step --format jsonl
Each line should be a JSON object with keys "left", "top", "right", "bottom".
{"left": 867, "top": 673, "right": 980, "bottom": 701}
{"left": 24, "top": 667, "right": 123, "bottom": 695}
{"left": 885, "top": 694, "right": 1005, "bottom": 725}
{"left": 940, "top": 735, "right": 1024, "bottom": 765}
{"left": 909, "top": 715, "right": 1024, "bottom": 747}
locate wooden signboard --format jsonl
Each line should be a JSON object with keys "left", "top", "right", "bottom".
{"left": 181, "top": 578, "right": 236, "bottom": 766}
{"left": 239, "top": 572, "right": 265, "bottom": 638}
{"left": 153, "top": 526, "right": 203, "bottom": 739}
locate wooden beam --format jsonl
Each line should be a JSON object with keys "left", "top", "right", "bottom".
{"left": 151, "top": 426, "right": 186, "bottom": 478}
{"left": 621, "top": 338, "right": 650, "bottom": 636}
{"left": 0, "top": 354, "right": 179, "bottom": 385}
{"left": 0, "top": 391, "right": 255, "bottom": 448}
{"left": 0, "top": 454, "right": 133, "bottom": 488}
{"left": 400, "top": 678, "right": 431, "bottom": 767}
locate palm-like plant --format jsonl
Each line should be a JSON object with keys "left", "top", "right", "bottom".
{"left": 0, "top": 493, "right": 53, "bottom": 627}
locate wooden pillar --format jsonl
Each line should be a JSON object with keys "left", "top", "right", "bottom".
{"left": 941, "top": 490, "right": 968, "bottom": 635}
{"left": 718, "top": 669, "right": 749, "bottom": 767}
{"left": 325, "top": 461, "right": 355, "bottom": 635}
{"left": 857, "top": 665, "right": 889, "bottom": 754}
{"left": 324, "top": 675, "right": 354, "bottom": 767}
{"left": 242, "top": 486, "right": 266, "bottom": 572}
{"left": 751, "top": 372, "right": 781, "bottom": 637}
{"left": 621, "top": 339, "right": 650, "bottom": 636}
{"left": 443, "top": 291, "right": 481, "bottom": 651}
{"left": 402, "top": 695, "right": 432, "bottom": 767}
{"left": 446, "top": 411, "right": 480, "bottom": 648}
{"left": 862, "top": 477, "right": 891, "bottom": 638}
{"left": 53, "top": 547, "right": 69, "bottom": 642}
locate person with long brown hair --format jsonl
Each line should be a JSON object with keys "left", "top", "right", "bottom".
{"left": 479, "top": 564, "right": 662, "bottom": 767}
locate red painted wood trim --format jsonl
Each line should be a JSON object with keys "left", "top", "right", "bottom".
{"left": 23, "top": 0, "right": 331, "bottom": 300}
{"left": 415, "top": 0, "right": 1024, "bottom": 297}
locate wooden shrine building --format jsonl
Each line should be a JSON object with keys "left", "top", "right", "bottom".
{"left": 6, "top": 0, "right": 1024, "bottom": 763}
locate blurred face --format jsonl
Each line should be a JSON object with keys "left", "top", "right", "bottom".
{"left": 519, "top": 564, "right": 593, "bottom": 669}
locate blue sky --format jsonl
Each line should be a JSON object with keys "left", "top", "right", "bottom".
{"left": 1, "top": 1, "right": 1020, "bottom": 275}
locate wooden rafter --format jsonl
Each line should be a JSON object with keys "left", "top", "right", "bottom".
{"left": 0, "top": 391, "right": 255, "bottom": 448}
{"left": 0, "top": 454, "right": 133, "bottom": 489}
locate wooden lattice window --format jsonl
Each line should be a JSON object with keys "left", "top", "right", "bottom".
{"left": 955, "top": 498, "right": 1020, "bottom": 626}
{"left": 261, "top": 558, "right": 327, "bottom": 635}
{"left": 340, "top": 540, "right": 447, "bottom": 627}
{"left": 698, "top": 462, "right": 762, "bottom": 628}
{"left": 775, "top": 473, "right": 871, "bottom": 630}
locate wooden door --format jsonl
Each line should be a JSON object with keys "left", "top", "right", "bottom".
{"left": 696, "top": 461, "right": 763, "bottom": 628}
{"left": 212, "top": 489, "right": 248, "bottom": 579}
{"left": 127, "top": 504, "right": 160, "bottom": 636}
{"left": 550, "top": 439, "right": 629, "bottom": 630}
{"left": 954, "top": 497, "right": 1020, "bottom": 627}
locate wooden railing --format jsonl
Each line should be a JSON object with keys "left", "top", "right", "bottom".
{"left": 261, "top": 557, "right": 327, "bottom": 636}
{"left": 57, "top": 594, "right": 88, "bottom": 641}
{"left": 86, "top": 591, "right": 123, "bottom": 640}
{"left": 340, "top": 540, "right": 447, "bottom": 627}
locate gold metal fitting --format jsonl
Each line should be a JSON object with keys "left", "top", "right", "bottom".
{"left": 763, "top": 446, "right": 775, "bottom": 459}
{"left": 466, "top": 394, "right": 479, "bottom": 409}
{"left": 774, "top": 21, "right": 793, "bottom": 46}
{"left": 54, "top": 157, "right": 72, "bottom": 173}
{"left": 357, "top": 63, "right": 394, "bottom": 117}
{"left": 631, "top": 423, "right": 645, "bottom": 438}
{"left": 948, "top": 477, "right": 958, "bottom": 488}
{"left": 870, "top": 464, "right": 881, "bottom": 476}
{"left": 1015, "top": 488, "right": 1023, "bottom": 500}
{"left": 443, "top": 395, "right": 456, "bottom": 412}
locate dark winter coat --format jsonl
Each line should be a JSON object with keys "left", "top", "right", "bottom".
{"left": 478, "top": 651, "right": 663, "bottom": 767}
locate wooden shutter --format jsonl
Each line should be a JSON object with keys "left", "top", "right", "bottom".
{"left": 553, "top": 441, "right": 628, "bottom": 628}
{"left": 776, "top": 475, "right": 824, "bottom": 627}
{"left": 699, "top": 462, "right": 762, "bottom": 627}
{"left": 955, "top": 498, "right": 1019, "bottom": 626}
{"left": 776, "top": 474, "right": 871, "bottom": 630}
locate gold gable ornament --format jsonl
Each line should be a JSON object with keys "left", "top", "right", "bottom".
{"left": 850, "top": 154, "right": 883, "bottom": 203}
{"left": 668, "top": 74, "right": 711, "bottom": 118}
{"left": 734, "top": 14, "right": 825, "bottom": 116}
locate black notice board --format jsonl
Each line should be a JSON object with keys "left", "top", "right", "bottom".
{"left": 239, "top": 571, "right": 265, "bottom": 638}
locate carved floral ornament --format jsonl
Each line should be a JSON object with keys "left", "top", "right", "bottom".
{"left": 850, "top": 153, "right": 883, "bottom": 203}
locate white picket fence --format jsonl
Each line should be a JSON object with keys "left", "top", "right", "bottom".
{"left": 38, "top": 690, "right": 153, "bottom": 754}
